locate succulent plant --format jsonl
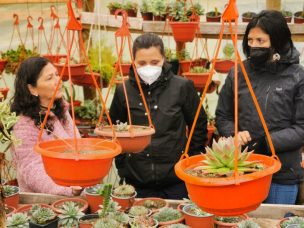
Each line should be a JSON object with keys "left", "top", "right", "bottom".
{"left": 143, "top": 199, "right": 166, "bottom": 210}
{"left": 215, "top": 215, "right": 244, "bottom": 223}
{"left": 2, "top": 185, "right": 18, "bottom": 197}
{"left": 129, "top": 216, "right": 157, "bottom": 228}
{"left": 153, "top": 207, "right": 182, "bottom": 222}
{"left": 190, "top": 66, "right": 209, "bottom": 73}
{"left": 280, "top": 216, "right": 304, "bottom": 228}
{"left": 86, "top": 183, "right": 105, "bottom": 195}
{"left": 223, "top": 43, "right": 235, "bottom": 59}
{"left": 93, "top": 217, "right": 120, "bottom": 228}
{"left": 108, "top": 211, "right": 129, "bottom": 225}
{"left": 166, "top": 224, "right": 190, "bottom": 228}
{"left": 129, "top": 205, "right": 150, "bottom": 217}
{"left": 237, "top": 219, "right": 261, "bottom": 228}
{"left": 58, "top": 201, "right": 85, "bottom": 227}
{"left": 140, "top": 0, "right": 152, "bottom": 13}
{"left": 187, "top": 137, "right": 264, "bottom": 177}
{"left": 115, "top": 121, "right": 129, "bottom": 132}
{"left": 6, "top": 213, "right": 29, "bottom": 228}
{"left": 30, "top": 206, "right": 57, "bottom": 225}
{"left": 152, "top": 0, "right": 166, "bottom": 17}
{"left": 113, "top": 184, "right": 136, "bottom": 198}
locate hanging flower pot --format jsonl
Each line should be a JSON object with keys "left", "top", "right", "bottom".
{"left": 214, "top": 59, "right": 235, "bottom": 74}
{"left": 51, "top": 197, "right": 89, "bottom": 213}
{"left": 119, "top": 63, "right": 131, "bottom": 76}
{"left": 169, "top": 21, "right": 199, "bottom": 43}
{"left": 175, "top": 153, "right": 281, "bottom": 216}
{"left": 71, "top": 72, "right": 101, "bottom": 87}
{"left": 214, "top": 214, "right": 249, "bottom": 228}
{"left": 294, "top": 11, "right": 304, "bottom": 23}
{"left": 43, "top": 54, "right": 67, "bottom": 63}
{"left": 182, "top": 204, "right": 214, "bottom": 228}
{"left": 54, "top": 63, "right": 87, "bottom": 81}
{"left": 0, "top": 87, "right": 9, "bottom": 100}
{"left": 94, "top": 125, "right": 155, "bottom": 153}
{"left": 34, "top": 138, "right": 121, "bottom": 187}
{"left": 182, "top": 71, "right": 209, "bottom": 90}
{"left": 0, "top": 59, "right": 7, "bottom": 73}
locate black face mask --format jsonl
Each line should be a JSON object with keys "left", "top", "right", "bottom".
{"left": 249, "top": 47, "right": 272, "bottom": 67}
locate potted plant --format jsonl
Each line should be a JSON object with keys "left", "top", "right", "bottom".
{"left": 6, "top": 213, "right": 29, "bottom": 227}
{"left": 128, "top": 205, "right": 152, "bottom": 217}
{"left": 58, "top": 201, "right": 85, "bottom": 228}
{"left": 187, "top": 2, "right": 204, "bottom": 21}
{"left": 79, "top": 214, "right": 99, "bottom": 228}
{"left": 0, "top": 58, "right": 7, "bottom": 74}
{"left": 51, "top": 198, "right": 88, "bottom": 214}
{"left": 281, "top": 10, "right": 293, "bottom": 23}
{"left": 214, "top": 43, "right": 235, "bottom": 74}
{"left": 182, "top": 66, "right": 210, "bottom": 92}
{"left": 3, "top": 185, "right": 19, "bottom": 209}
{"left": 29, "top": 205, "right": 58, "bottom": 228}
{"left": 294, "top": 10, "right": 304, "bottom": 24}
{"left": 176, "top": 49, "right": 191, "bottom": 73}
{"left": 168, "top": 1, "right": 199, "bottom": 43}
{"left": 140, "top": 0, "right": 153, "bottom": 21}
{"left": 63, "top": 85, "right": 82, "bottom": 109}
{"left": 107, "top": 1, "right": 123, "bottom": 15}
{"left": 206, "top": 7, "right": 221, "bottom": 22}
{"left": 242, "top": 11, "right": 256, "bottom": 22}
{"left": 94, "top": 121, "right": 155, "bottom": 153}
{"left": 175, "top": 136, "right": 281, "bottom": 216}
{"left": 214, "top": 214, "right": 249, "bottom": 228}
{"left": 236, "top": 219, "right": 260, "bottom": 228}
{"left": 152, "top": 207, "right": 184, "bottom": 226}
{"left": 134, "top": 197, "right": 168, "bottom": 213}
{"left": 160, "top": 224, "right": 190, "bottom": 228}
{"left": 123, "top": 1, "right": 138, "bottom": 17}
{"left": 152, "top": 0, "right": 167, "bottom": 21}
{"left": 84, "top": 183, "right": 105, "bottom": 213}
{"left": 165, "top": 48, "right": 179, "bottom": 75}
{"left": 111, "top": 184, "right": 137, "bottom": 211}
{"left": 277, "top": 216, "right": 304, "bottom": 228}
{"left": 54, "top": 57, "right": 87, "bottom": 81}
{"left": 129, "top": 216, "right": 158, "bottom": 228}
{"left": 182, "top": 202, "right": 214, "bottom": 228}
{"left": 16, "top": 204, "right": 53, "bottom": 215}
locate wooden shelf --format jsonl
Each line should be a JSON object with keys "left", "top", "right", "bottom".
{"left": 81, "top": 12, "right": 304, "bottom": 41}
{"left": 0, "top": 0, "right": 65, "bottom": 3}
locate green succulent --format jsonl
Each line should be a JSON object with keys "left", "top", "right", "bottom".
{"left": 280, "top": 216, "right": 304, "bottom": 228}
{"left": 223, "top": 43, "right": 235, "bottom": 59}
{"left": 31, "top": 206, "right": 57, "bottom": 225}
{"left": 113, "top": 184, "right": 135, "bottom": 197}
{"left": 58, "top": 201, "right": 85, "bottom": 227}
{"left": 2, "top": 185, "right": 18, "bottom": 197}
{"left": 114, "top": 121, "right": 129, "bottom": 132}
{"left": 129, "top": 216, "right": 157, "bottom": 228}
{"left": 123, "top": 1, "right": 138, "bottom": 11}
{"left": 166, "top": 224, "right": 190, "bottom": 228}
{"left": 176, "top": 49, "right": 191, "bottom": 61}
{"left": 6, "top": 213, "right": 29, "bottom": 228}
{"left": 140, "top": 0, "right": 152, "bottom": 13}
{"left": 74, "top": 99, "right": 101, "bottom": 121}
{"left": 168, "top": 1, "right": 189, "bottom": 22}
{"left": 93, "top": 218, "right": 120, "bottom": 228}
{"left": 215, "top": 215, "right": 244, "bottom": 223}
{"left": 107, "top": 1, "right": 122, "bottom": 11}
{"left": 190, "top": 66, "right": 209, "bottom": 73}
{"left": 129, "top": 205, "right": 150, "bottom": 217}
{"left": 187, "top": 2, "right": 204, "bottom": 17}
{"left": 152, "top": 0, "right": 166, "bottom": 17}
{"left": 237, "top": 219, "right": 261, "bottom": 228}
{"left": 153, "top": 207, "right": 182, "bottom": 222}
{"left": 85, "top": 183, "right": 105, "bottom": 195}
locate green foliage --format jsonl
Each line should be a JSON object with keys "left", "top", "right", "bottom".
{"left": 94, "top": 218, "right": 120, "bottom": 228}
{"left": 165, "top": 48, "right": 177, "bottom": 61}
{"left": 207, "top": 7, "right": 220, "bottom": 17}
{"left": 190, "top": 66, "right": 209, "bottom": 73}
{"left": 237, "top": 219, "right": 261, "bottom": 228}
{"left": 113, "top": 184, "right": 135, "bottom": 197}
{"left": 242, "top": 11, "right": 256, "bottom": 18}
{"left": 281, "top": 10, "right": 292, "bottom": 17}
{"left": 98, "top": 183, "right": 113, "bottom": 218}
{"left": 176, "top": 49, "right": 190, "bottom": 61}
{"left": 152, "top": 0, "right": 167, "bottom": 17}
{"left": 166, "top": 224, "right": 190, "bottom": 228}
{"left": 129, "top": 216, "right": 157, "bottom": 228}
{"left": 123, "top": 1, "right": 138, "bottom": 11}
{"left": 6, "top": 213, "right": 29, "bottom": 228}
{"left": 63, "top": 84, "right": 76, "bottom": 103}
{"left": 31, "top": 206, "right": 57, "bottom": 225}
{"left": 88, "top": 40, "right": 116, "bottom": 85}
{"left": 223, "top": 43, "right": 235, "bottom": 59}
{"left": 74, "top": 99, "right": 101, "bottom": 121}
{"left": 107, "top": 1, "right": 122, "bottom": 11}
{"left": 129, "top": 206, "right": 150, "bottom": 217}
{"left": 140, "top": 0, "right": 153, "bottom": 13}
{"left": 85, "top": 183, "right": 105, "bottom": 195}
{"left": 187, "top": 2, "right": 204, "bottom": 17}
{"left": 215, "top": 216, "right": 244, "bottom": 223}
{"left": 58, "top": 201, "right": 85, "bottom": 227}
{"left": 168, "top": 1, "right": 189, "bottom": 22}
{"left": 280, "top": 217, "right": 304, "bottom": 228}
{"left": 153, "top": 207, "right": 182, "bottom": 222}
{"left": 2, "top": 185, "right": 18, "bottom": 197}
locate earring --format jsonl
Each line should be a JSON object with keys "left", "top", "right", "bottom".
{"left": 273, "top": 53, "right": 280, "bottom": 61}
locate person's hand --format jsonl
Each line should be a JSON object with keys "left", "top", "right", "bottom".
{"left": 71, "top": 186, "right": 83, "bottom": 196}
{"left": 236, "top": 131, "right": 252, "bottom": 146}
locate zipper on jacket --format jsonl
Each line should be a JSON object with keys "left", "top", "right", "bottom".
{"left": 265, "top": 85, "right": 270, "bottom": 112}
{"left": 151, "top": 162, "right": 155, "bottom": 182}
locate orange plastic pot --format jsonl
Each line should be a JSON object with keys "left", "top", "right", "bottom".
{"left": 51, "top": 197, "right": 88, "bottom": 213}
{"left": 43, "top": 54, "right": 67, "bottom": 63}
{"left": 5, "top": 205, "right": 16, "bottom": 218}
{"left": 214, "top": 214, "right": 249, "bottom": 228}
{"left": 182, "top": 72, "right": 209, "bottom": 89}
{"left": 34, "top": 138, "right": 121, "bottom": 187}
{"left": 71, "top": 72, "right": 101, "bottom": 87}
{"left": 4, "top": 186, "right": 19, "bottom": 208}
{"left": 133, "top": 197, "right": 169, "bottom": 213}
{"left": 214, "top": 59, "right": 235, "bottom": 74}
{"left": 54, "top": 63, "right": 87, "bottom": 81}
{"left": 111, "top": 192, "right": 137, "bottom": 211}
{"left": 179, "top": 60, "right": 191, "bottom": 73}
{"left": 0, "top": 59, "right": 7, "bottom": 73}
{"left": 94, "top": 125, "right": 155, "bottom": 153}
{"left": 79, "top": 214, "right": 99, "bottom": 228}
{"left": 182, "top": 204, "right": 214, "bottom": 228}
{"left": 169, "top": 22, "right": 199, "bottom": 43}
{"left": 0, "top": 87, "right": 9, "bottom": 99}
{"left": 175, "top": 154, "right": 281, "bottom": 216}
{"left": 84, "top": 185, "right": 104, "bottom": 213}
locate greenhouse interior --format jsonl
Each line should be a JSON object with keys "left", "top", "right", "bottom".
{"left": 1, "top": 0, "right": 304, "bottom": 227}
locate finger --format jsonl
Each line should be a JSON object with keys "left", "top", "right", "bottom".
{"left": 239, "top": 132, "right": 249, "bottom": 145}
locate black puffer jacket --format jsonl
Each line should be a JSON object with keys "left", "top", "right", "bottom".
{"left": 216, "top": 48, "right": 304, "bottom": 184}
{"left": 110, "top": 63, "right": 207, "bottom": 188}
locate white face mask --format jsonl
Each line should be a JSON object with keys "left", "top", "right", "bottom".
{"left": 136, "top": 65, "right": 162, "bottom": 85}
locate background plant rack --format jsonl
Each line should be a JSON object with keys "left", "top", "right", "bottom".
{"left": 81, "top": 12, "right": 304, "bottom": 42}
{"left": 19, "top": 192, "right": 304, "bottom": 228}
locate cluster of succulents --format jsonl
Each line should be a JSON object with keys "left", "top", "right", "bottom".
{"left": 58, "top": 201, "right": 85, "bottom": 227}
{"left": 128, "top": 205, "right": 150, "bottom": 217}
{"left": 6, "top": 213, "right": 29, "bottom": 228}
{"left": 152, "top": 207, "right": 182, "bottom": 222}
{"left": 114, "top": 121, "right": 130, "bottom": 132}
{"left": 112, "top": 184, "right": 135, "bottom": 197}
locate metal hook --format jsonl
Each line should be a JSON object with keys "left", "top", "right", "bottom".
{"left": 38, "top": 17, "right": 44, "bottom": 30}
{"left": 13, "top": 14, "right": 19, "bottom": 25}
{"left": 50, "top": 5, "right": 58, "bottom": 19}
{"left": 27, "top": 15, "right": 33, "bottom": 28}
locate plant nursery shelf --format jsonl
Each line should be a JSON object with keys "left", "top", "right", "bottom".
{"left": 0, "top": 0, "right": 65, "bottom": 3}
{"left": 18, "top": 192, "right": 304, "bottom": 228}
{"left": 81, "top": 12, "right": 304, "bottom": 41}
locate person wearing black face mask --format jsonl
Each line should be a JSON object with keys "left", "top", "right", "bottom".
{"left": 216, "top": 10, "right": 304, "bottom": 205}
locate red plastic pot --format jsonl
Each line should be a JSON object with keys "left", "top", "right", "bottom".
{"left": 206, "top": 12, "right": 221, "bottom": 22}
{"left": 153, "top": 15, "right": 166, "bottom": 21}
{"left": 4, "top": 185, "right": 19, "bottom": 208}
{"left": 169, "top": 21, "right": 199, "bottom": 43}
{"left": 54, "top": 63, "right": 87, "bottom": 81}
{"left": 34, "top": 138, "right": 121, "bottom": 187}
{"left": 214, "top": 59, "right": 235, "bottom": 74}
{"left": 294, "top": 11, "right": 304, "bottom": 24}
{"left": 84, "top": 184, "right": 104, "bottom": 213}
{"left": 119, "top": 63, "right": 131, "bottom": 76}
{"left": 141, "top": 12, "right": 153, "bottom": 21}
{"left": 0, "top": 59, "right": 7, "bottom": 73}
{"left": 111, "top": 191, "right": 137, "bottom": 211}
{"left": 182, "top": 204, "right": 214, "bottom": 228}
{"left": 51, "top": 197, "right": 88, "bottom": 213}
{"left": 71, "top": 72, "right": 101, "bottom": 88}
{"left": 133, "top": 197, "right": 169, "bottom": 213}
{"left": 179, "top": 60, "right": 191, "bottom": 73}
{"left": 182, "top": 72, "right": 209, "bottom": 89}
{"left": 175, "top": 154, "right": 281, "bottom": 216}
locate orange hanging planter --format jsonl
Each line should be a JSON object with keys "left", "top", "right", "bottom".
{"left": 0, "top": 59, "right": 7, "bottom": 73}
{"left": 214, "top": 59, "right": 235, "bottom": 74}
{"left": 54, "top": 63, "right": 87, "bottom": 81}
{"left": 182, "top": 72, "right": 209, "bottom": 89}
{"left": 35, "top": 138, "right": 121, "bottom": 187}
{"left": 169, "top": 22, "right": 199, "bottom": 43}
{"left": 175, "top": 154, "right": 281, "bottom": 216}
{"left": 94, "top": 125, "right": 155, "bottom": 153}
{"left": 0, "top": 88, "right": 9, "bottom": 100}
{"left": 71, "top": 72, "right": 101, "bottom": 87}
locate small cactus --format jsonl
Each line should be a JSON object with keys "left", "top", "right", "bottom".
{"left": 94, "top": 218, "right": 121, "bottom": 228}
{"left": 2, "top": 185, "right": 18, "bottom": 197}
{"left": 153, "top": 207, "right": 182, "bottom": 222}
{"left": 6, "top": 213, "right": 29, "bottom": 228}
{"left": 129, "top": 205, "right": 150, "bottom": 217}
{"left": 113, "top": 184, "right": 136, "bottom": 198}
{"left": 237, "top": 219, "right": 261, "bottom": 228}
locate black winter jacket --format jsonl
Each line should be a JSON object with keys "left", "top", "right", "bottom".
{"left": 110, "top": 63, "right": 207, "bottom": 188}
{"left": 216, "top": 48, "right": 304, "bottom": 185}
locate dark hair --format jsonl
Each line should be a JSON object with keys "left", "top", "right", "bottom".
{"left": 11, "top": 57, "right": 66, "bottom": 133}
{"left": 132, "top": 33, "right": 165, "bottom": 59}
{"left": 242, "top": 10, "right": 293, "bottom": 58}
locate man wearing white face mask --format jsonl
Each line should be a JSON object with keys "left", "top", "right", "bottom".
{"left": 110, "top": 33, "right": 208, "bottom": 200}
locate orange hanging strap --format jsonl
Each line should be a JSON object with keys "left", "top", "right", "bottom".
{"left": 9, "top": 14, "right": 24, "bottom": 50}
{"left": 24, "top": 16, "right": 35, "bottom": 52}
{"left": 37, "top": 17, "right": 52, "bottom": 55}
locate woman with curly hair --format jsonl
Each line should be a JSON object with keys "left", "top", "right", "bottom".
{"left": 11, "top": 57, "right": 82, "bottom": 196}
